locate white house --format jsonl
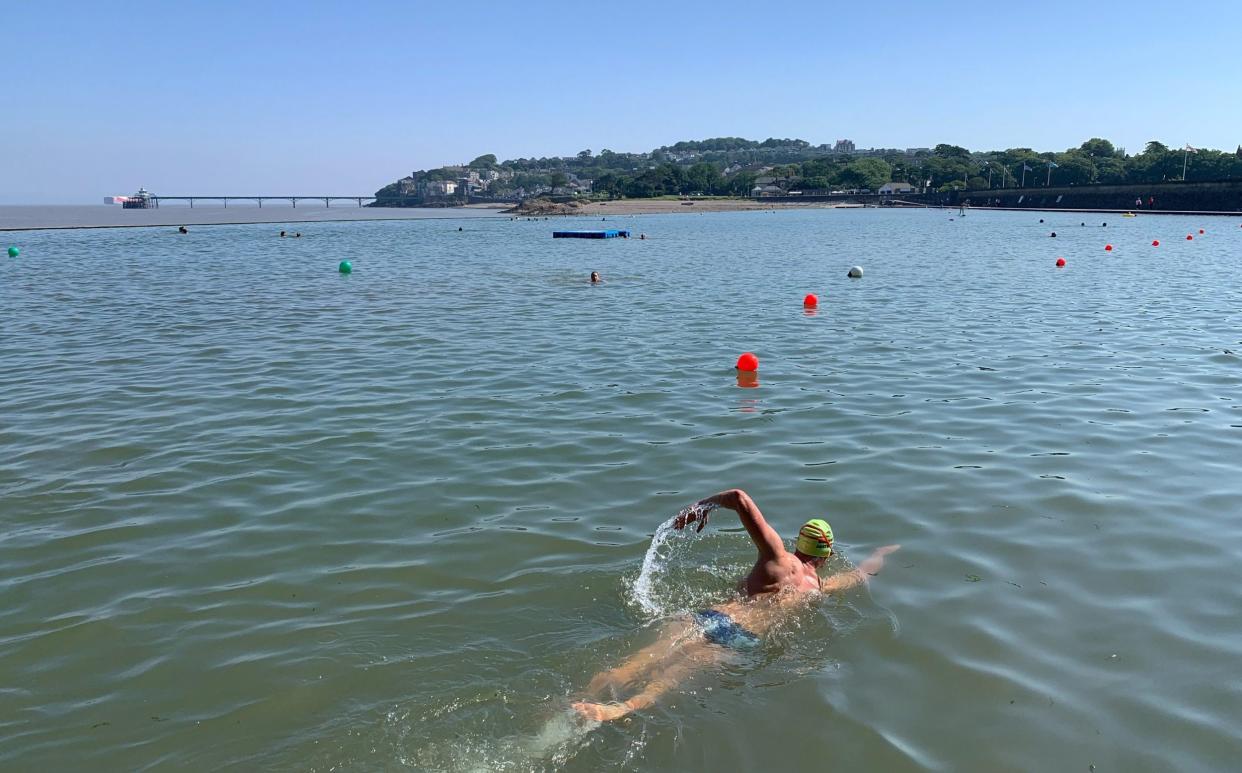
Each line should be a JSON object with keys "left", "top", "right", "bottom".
{"left": 878, "top": 181, "right": 916, "bottom": 194}
{"left": 425, "top": 180, "right": 458, "bottom": 197}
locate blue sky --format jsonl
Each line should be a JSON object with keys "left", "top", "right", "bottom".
{"left": 5, "top": 0, "right": 1240, "bottom": 203}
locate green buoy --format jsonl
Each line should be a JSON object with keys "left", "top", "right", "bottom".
{"left": 338, "top": 260, "right": 352, "bottom": 274}
{"left": 7, "top": 246, "right": 18, "bottom": 258}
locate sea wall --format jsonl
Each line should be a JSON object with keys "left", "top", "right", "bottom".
{"left": 912, "top": 180, "right": 1242, "bottom": 212}
{"left": 756, "top": 180, "right": 1242, "bottom": 212}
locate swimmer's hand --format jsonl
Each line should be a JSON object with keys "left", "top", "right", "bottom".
{"left": 673, "top": 500, "right": 716, "bottom": 532}
{"left": 856, "top": 544, "right": 901, "bottom": 581}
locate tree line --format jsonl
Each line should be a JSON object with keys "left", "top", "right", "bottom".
{"left": 377, "top": 138, "right": 1242, "bottom": 201}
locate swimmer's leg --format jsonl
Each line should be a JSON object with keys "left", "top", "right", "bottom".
{"left": 574, "top": 637, "right": 719, "bottom": 722}
{"left": 585, "top": 620, "right": 694, "bottom": 694}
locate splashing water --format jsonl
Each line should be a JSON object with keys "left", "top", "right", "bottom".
{"left": 631, "top": 501, "right": 719, "bottom": 618}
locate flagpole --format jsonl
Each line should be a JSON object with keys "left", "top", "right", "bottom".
{"left": 1021, "top": 165, "right": 1026, "bottom": 187}
{"left": 1183, "top": 148, "right": 1189, "bottom": 180}
{"left": 1046, "top": 163, "right": 1051, "bottom": 186}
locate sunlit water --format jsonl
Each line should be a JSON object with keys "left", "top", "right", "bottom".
{"left": 3, "top": 209, "right": 1242, "bottom": 771}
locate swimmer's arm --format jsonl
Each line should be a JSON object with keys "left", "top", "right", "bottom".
{"left": 702, "top": 489, "right": 785, "bottom": 561}
{"left": 822, "top": 545, "right": 901, "bottom": 592}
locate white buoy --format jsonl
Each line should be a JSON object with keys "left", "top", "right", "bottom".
{"left": 847, "top": 266, "right": 863, "bottom": 278}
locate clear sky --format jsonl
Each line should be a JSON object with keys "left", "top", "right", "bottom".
{"left": 5, "top": 0, "right": 1240, "bottom": 203}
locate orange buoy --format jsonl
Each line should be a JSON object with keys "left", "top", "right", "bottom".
{"left": 736, "top": 352, "right": 759, "bottom": 372}
{"left": 1152, "top": 240, "right": 1160, "bottom": 246}
{"left": 803, "top": 293, "right": 818, "bottom": 308}
{"left": 1056, "top": 257, "right": 1066, "bottom": 267}
{"left": 1104, "top": 244, "right": 1113, "bottom": 251}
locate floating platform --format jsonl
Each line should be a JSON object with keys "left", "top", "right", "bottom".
{"left": 552, "top": 229, "right": 629, "bottom": 239}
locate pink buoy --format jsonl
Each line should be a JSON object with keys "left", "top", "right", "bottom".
{"left": 736, "top": 352, "right": 759, "bottom": 372}
{"left": 803, "top": 293, "right": 818, "bottom": 308}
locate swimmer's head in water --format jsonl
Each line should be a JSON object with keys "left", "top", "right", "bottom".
{"left": 796, "top": 519, "right": 834, "bottom": 558}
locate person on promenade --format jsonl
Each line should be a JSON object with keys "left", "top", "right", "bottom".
{"left": 572, "top": 489, "right": 899, "bottom": 722}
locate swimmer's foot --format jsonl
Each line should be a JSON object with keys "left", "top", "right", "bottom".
{"left": 571, "top": 700, "right": 632, "bottom": 722}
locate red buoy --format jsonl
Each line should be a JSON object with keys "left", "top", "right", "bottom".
{"left": 736, "top": 352, "right": 759, "bottom": 372}
{"left": 1199, "top": 229, "right": 1205, "bottom": 234}
{"left": 1152, "top": 240, "right": 1160, "bottom": 246}
{"left": 1056, "top": 257, "right": 1066, "bottom": 267}
{"left": 1187, "top": 234, "right": 1194, "bottom": 240}
{"left": 803, "top": 293, "right": 818, "bottom": 308}
{"left": 1104, "top": 244, "right": 1113, "bottom": 251}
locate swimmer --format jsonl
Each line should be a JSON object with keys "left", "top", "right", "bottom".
{"left": 640, "top": 233, "right": 646, "bottom": 240}
{"left": 572, "top": 489, "right": 899, "bottom": 722}
{"left": 295, "top": 232, "right": 302, "bottom": 238}
{"left": 1050, "top": 232, "right": 1057, "bottom": 237}
{"left": 280, "top": 230, "right": 286, "bottom": 237}
{"left": 590, "top": 271, "right": 600, "bottom": 284}
{"left": 178, "top": 226, "right": 188, "bottom": 234}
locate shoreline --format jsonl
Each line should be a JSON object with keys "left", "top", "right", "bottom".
{"left": 0, "top": 208, "right": 511, "bottom": 233}
{"left": 6, "top": 199, "right": 1239, "bottom": 232}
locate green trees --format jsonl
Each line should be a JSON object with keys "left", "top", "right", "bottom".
{"left": 380, "top": 137, "right": 1242, "bottom": 204}
{"left": 838, "top": 158, "right": 892, "bottom": 190}
{"left": 684, "top": 162, "right": 720, "bottom": 194}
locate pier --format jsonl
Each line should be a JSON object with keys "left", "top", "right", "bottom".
{"left": 150, "top": 195, "right": 379, "bottom": 208}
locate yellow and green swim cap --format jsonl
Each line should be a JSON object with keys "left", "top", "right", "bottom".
{"left": 796, "top": 519, "right": 834, "bottom": 557}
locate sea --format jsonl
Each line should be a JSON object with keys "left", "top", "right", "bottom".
{"left": 2, "top": 207, "right": 1241, "bottom": 771}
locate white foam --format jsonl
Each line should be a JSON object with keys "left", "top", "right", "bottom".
{"left": 631, "top": 501, "right": 718, "bottom": 618}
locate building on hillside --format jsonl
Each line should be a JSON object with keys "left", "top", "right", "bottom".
{"left": 424, "top": 180, "right": 458, "bottom": 197}
{"left": 878, "top": 181, "right": 917, "bottom": 194}
{"left": 834, "top": 139, "right": 856, "bottom": 153}
{"left": 752, "top": 184, "right": 785, "bottom": 197}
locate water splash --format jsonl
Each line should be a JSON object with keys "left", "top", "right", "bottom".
{"left": 631, "top": 501, "right": 719, "bottom": 618}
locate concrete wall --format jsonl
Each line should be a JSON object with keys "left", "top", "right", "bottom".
{"left": 757, "top": 180, "right": 1242, "bottom": 212}
{"left": 913, "top": 180, "right": 1242, "bottom": 212}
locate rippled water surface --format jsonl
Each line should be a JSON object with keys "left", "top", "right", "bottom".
{"left": 3, "top": 209, "right": 1242, "bottom": 771}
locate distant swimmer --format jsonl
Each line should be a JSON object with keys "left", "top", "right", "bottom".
{"left": 458, "top": 227, "right": 463, "bottom": 231}
{"left": 280, "top": 230, "right": 286, "bottom": 238}
{"left": 590, "top": 271, "right": 600, "bottom": 284}
{"left": 295, "top": 232, "right": 302, "bottom": 238}
{"left": 640, "top": 233, "right": 646, "bottom": 240}
{"left": 1050, "top": 232, "right": 1057, "bottom": 237}
{"left": 178, "top": 226, "right": 188, "bottom": 234}
{"left": 572, "top": 489, "right": 899, "bottom": 722}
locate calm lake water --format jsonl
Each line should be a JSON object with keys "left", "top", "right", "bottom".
{"left": 3, "top": 209, "right": 1241, "bottom": 771}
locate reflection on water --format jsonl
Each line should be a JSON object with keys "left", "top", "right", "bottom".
{"left": 3, "top": 209, "right": 1242, "bottom": 771}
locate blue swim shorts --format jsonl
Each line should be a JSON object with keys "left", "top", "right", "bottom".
{"left": 693, "top": 609, "right": 761, "bottom": 650}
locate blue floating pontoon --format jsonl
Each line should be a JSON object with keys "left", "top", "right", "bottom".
{"left": 552, "top": 229, "right": 630, "bottom": 239}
